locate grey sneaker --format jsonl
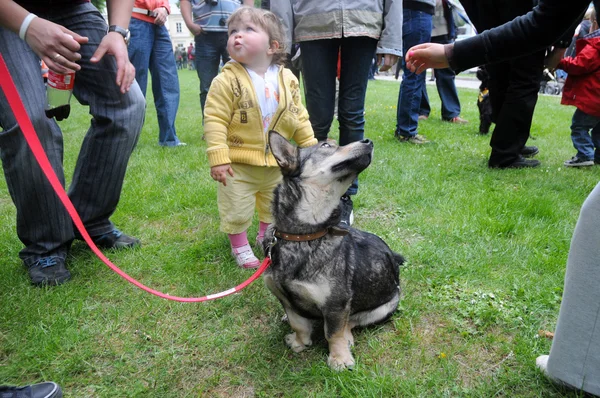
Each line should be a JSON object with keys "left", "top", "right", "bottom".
{"left": 564, "top": 156, "right": 594, "bottom": 167}
{"left": 0, "top": 381, "right": 62, "bottom": 398}
{"left": 397, "top": 134, "right": 430, "bottom": 144}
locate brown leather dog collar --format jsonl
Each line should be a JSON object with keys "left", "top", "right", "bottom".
{"left": 274, "top": 227, "right": 349, "bottom": 242}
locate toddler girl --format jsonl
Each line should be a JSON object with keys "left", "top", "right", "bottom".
{"left": 204, "top": 7, "right": 317, "bottom": 268}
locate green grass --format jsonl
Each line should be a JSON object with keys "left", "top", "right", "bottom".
{"left": 1, "top": 70, "right": 596, "bottom": 397}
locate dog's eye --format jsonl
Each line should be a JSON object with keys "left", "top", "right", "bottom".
{"left": 321, "top": 142, "right": 331, "bottom": 148}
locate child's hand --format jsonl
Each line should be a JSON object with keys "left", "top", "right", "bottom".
{"left": 210, "top": 164, "right": 234, "bottom": 186}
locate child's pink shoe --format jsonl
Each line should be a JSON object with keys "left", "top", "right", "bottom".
{"left": 231, "top": 244, "right": 260, "bottom": 269}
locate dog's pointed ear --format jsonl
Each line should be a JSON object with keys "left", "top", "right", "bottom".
{"left": 269, "top": 131, "right": 298, "bottom": 172}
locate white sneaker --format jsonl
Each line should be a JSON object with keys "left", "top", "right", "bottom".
{"left": 231, "top": 244, "right": 260, "bottom": 269}
{"left": 536, "top": 355, "right": 549, "bottom": 375}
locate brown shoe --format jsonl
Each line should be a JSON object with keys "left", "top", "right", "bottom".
{"left": 445, "top": 116, "right": 469, "bottom": 124}
{"left": 397, "top": 134, "right": 430, "bottom": 144}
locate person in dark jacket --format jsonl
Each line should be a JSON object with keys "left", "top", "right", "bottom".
{"left": 405, "top": 1, "right": 600, "bottom": 395}
{"left": 434, "top": 1, "right": 547, "bottom": 168}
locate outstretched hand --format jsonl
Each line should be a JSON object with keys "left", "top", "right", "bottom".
{"left": 211, "top": 164, "right": 234, "bottom": 186}
{"left": 405, "top": 43, "right": 450, "bottom": 74}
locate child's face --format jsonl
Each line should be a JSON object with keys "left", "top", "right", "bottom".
{"left": 227, "top": 14, "right": 276, "bottom": 69}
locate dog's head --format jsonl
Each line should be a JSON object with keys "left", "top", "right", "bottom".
{"left": 269, "top": 131, "right": 373, "bottom": 226}
{"left": 270, "top": 131, "right": 373, "bottom": 189}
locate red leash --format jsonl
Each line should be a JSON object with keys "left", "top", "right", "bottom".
{"left": 0, "top": 54, "right": 270, "bottom": 302}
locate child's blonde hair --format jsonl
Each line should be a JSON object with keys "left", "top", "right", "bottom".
{"left": 227, "top": 6, "right": 287, "bottom": 66}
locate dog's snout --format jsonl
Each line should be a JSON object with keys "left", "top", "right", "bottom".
{"left": 361, "top": 139, "right": 373, "bottom": 145}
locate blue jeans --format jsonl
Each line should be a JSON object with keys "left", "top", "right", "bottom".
{"left": 300, "top": 37, "right": 377, "bottom": 196}
{"left": 396, "top": 9, "right": 432, "bottom": 138}
{"left": 0, "top": 3, "right": 145, "bottom": 265}
{"left": 570, "top": 109, "right": 600, "bottom": 161}
{"left": 195, "top": 32, "right": 230, "bottom": 119}
{"left": 128, "top": 18, "right": 181, "bottom": 146}
{"left": 419, "top": 35, "right": 461, "bottom": 120}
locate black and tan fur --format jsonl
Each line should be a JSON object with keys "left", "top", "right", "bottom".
{"left": 262, "top": 132, "right": 403, "bottom": 371}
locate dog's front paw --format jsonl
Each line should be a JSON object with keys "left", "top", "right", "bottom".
{"left": 285, "top": 332, "right": 311, "bottom": 353}
{"left": 327, "top": 352, "right": 355, "bottom": 371}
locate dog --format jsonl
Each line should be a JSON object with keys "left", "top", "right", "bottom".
{"left": 262, "top": 132, "right": 404, "bottom": 371}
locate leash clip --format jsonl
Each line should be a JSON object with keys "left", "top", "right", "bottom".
{"left": 267, "top": 232, "right": 278, "bottom": 258}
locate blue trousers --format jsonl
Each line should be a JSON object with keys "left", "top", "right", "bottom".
{"left": 569, "top": 109, "right": 600, "bottom": 161}
{"left": 128, "top": 18, "right": 182, "bottom": 146}
{"left": 396, "top": 8, "right": 432, "bottom": 138}
{"left": 0, "top": 3, "right": 145, "bottom": 266}
{"left": 419, "top": 35, "right": 461, "bottom": 120}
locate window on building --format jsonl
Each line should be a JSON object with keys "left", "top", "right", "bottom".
{"left": 176, "top": 22, "right": 182, "bottom": 33}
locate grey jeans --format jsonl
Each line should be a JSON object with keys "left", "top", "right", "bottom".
{"left": 547, "top": 182, "right": 600, "bottom": 395}
{"left": 0, "top": 3, "right": 145, "bottom": 266}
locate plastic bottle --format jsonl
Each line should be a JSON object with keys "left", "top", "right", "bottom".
{"left": 45, "top": 70, "right": 75, "bottom": 121}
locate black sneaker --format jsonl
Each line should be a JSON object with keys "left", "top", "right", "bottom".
{"left": 564, "top": 156, "right": 594, "bottom": 167}
{"left": 92, "top": 229, "right": 140, "bottom": 249}
{"left": 491, "top": 156, "right": 541, "bottom": 169}
{"left": 339, "top": 195, "right": 354, "bottom": 229}
{"left": 521, "top": 146, "right": 539, "bottom": 158}
{"left": 26, "top": 257, "right": 71, "bottom": 287}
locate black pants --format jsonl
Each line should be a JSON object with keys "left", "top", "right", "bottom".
{"left": 460, "top": 0, "right": 544, "bottom": 167}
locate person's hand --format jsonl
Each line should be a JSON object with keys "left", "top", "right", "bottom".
{"left": 24, "top": 17, "right": 88, "bottom": 74}
{"left": 545, "top": 47, "right": 567, "bottom": 70}
{"left": 153, "top": 7, "right": 168, "bottom": 26}
{"left": 405, "top": 43, "right": 449, "bottom": 74}
{"left": 188, "top": 23, "right": 202, "bottom": 36}
{"left": 210, "top": 164, "right": 234, "bottom": 186}
{"left": 90, "top": 32, "right": 136, "bottom": 94}
{"left": 377, "top": 53, "right": 399, "bottom": 72}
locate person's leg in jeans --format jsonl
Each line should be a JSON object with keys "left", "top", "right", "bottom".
{"left": 149, "top": 24, "right": 182, "bottom": 146}
{"left": 195, "top": 32, "right": 223, "bottom": 121}
{"left": 419, "top": 83, "right": 431, "bottom": 118}
{"left": 338, "top": 36, "right": 377, "bottom": 196}
{"left": 129, "top": 19, "right": 182, "bottom": 146}
{"left": 395, "top": 8, "right": 432, "bottom": 138}
{"left": 300, "top": 39, "right": 339, "bottom": 142}
{"left": 431, "top": 35, "right": 461, "bottom": 120}
{"left": 128, "top": 18, "right": 152, "bottom": 97}
{"left": 569, "top": 109, "right": 598, "bottom": 161}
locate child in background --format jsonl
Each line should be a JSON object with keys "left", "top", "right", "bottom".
{"left": 551, "top": 9, "right": 600, "bottom": 167}
{"left": 204, "top": 7, "right": 317, "bottom": 268}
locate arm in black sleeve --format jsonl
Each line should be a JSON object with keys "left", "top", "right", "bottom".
{"left": 450, "top": 0, "right": 590, "bottom": 72}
